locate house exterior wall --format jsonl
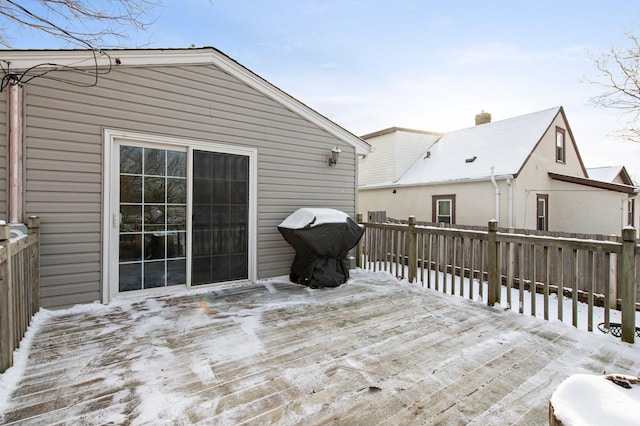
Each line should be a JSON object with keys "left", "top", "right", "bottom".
{"left": 359, "top": 180, "right": 508, "bottom": 226}
{"left": 548, "top": 179, "right": 628, "bottom": 234}
{"left": 393, "top": 132, "right": 436, "bottom": 183}
{"left": 19, "top": 63, "right": 356, "bottom": 309}
{"left": 359, "top": 130, "right": 437, "bottom": 186}
{"left": 359, "top": 132, "right": 396, "bottom": 186}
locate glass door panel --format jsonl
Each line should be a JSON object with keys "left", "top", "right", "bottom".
{"left": 118, "top": 145, "right": 187, "bottom": 292}
{"left": 192, "top": 150, "right": 249, "bottom": 285}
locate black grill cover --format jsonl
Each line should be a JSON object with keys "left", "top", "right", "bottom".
{"left": 278, "top": 208, "right": 364, "bottom": 288}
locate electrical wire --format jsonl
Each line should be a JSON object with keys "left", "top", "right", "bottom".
{"left": 0, "top": 0, "right": 114, "bottom": 91}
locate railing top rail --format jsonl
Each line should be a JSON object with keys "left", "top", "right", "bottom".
{"left": 414, "top": 225, "right": 487, "bottom": 240}
{"left": 496, "top": 231, "right": 623, "bottom": 253}
{"left": 361, "top": 220, "right": 627, "bottom": 253}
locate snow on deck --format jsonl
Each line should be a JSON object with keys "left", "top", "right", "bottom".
{"left": 1, "top": 269, "right": 639, "bottom": 425}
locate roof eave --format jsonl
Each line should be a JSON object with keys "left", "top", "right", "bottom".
{"left": 0, "top": 47, "right": 372, "bottom": 154}
{"left": 548, "top": 172, "right": 638, "bottom": 194}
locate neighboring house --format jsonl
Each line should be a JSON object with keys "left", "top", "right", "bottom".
{"left": 358, "top": 127, "right": 441, "bottom": 186}
{"left": 358, "top": 107, "right": 638, "bottom": 235}
{"left": 586, "top": 165, "right": 638, "bottom": 227}
{"left": 0, "top": 47, "right": 370, "bottom": 308}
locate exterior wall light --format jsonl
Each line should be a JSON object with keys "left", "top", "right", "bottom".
{"left": 328, "top": 146, "right": 341, "bottom": 166}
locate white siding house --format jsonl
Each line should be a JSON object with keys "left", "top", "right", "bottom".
{"left": 359, "top": 107, "right": 638, "bottom": 235}
{"left": 358, "top": 127, "right": 441, "bottom": 186}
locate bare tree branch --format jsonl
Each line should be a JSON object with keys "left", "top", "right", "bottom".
{"left": 0, "top": 0, "right": 162, "bottom": 49}
{"left": 590, "top": 33, "right": 640, "bottom": 142}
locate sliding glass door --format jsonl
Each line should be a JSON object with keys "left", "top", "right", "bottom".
{"left": 115, "top": 143, "right": 249, "bottom": 293}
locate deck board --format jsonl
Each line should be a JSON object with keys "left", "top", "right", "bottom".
{"left": 1, "top": 270, "right": 639, "bottom": 425}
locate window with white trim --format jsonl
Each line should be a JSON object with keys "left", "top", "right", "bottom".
{"left": 537, "top": 194, "right": 548, "bottom": 231}
{"left": 556, "top": 127, "right": 566, "bottom": 163}
{"left": 432, "top": 195, "right": 456, "bottom": 224}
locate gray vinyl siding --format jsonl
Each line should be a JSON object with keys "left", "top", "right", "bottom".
{"left": 0, "top": 90, "right": 7, "bottom": 218}
{"left": 23, "top": 63, "right": 356, "bottom": 308}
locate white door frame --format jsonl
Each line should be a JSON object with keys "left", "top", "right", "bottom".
{"left": 102, "top": 129, "right": 257, "bottom": 303}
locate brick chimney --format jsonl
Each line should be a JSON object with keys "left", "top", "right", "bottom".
{"left": 475, "top": 111, "right": 491, "bottom": 125}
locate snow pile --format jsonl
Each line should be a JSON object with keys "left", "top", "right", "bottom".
{"left": 550, "top": 374, "right": 640, "bottom": 425}
{"left": 278, "top": 208, "right": 350, "bottom": 229}
{"left": 0, "top": 309, "right": 52, "bottom": 412}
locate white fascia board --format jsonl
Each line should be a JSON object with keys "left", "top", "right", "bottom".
{"left": 1, "top": 48, "right": 371, "bottom": 155}
{"left": 0, "top": 48, "right": 211, "bottom": 69}
{"left": 359, "top": 174, "right": 515, "bottom": 190}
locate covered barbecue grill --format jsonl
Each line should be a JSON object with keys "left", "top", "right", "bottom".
{"left": 278, "top": 208, "right": 364, "bottom": 288}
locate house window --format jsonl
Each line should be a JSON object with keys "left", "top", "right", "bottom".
{"left": 537, "top": 194, "right": 549, "bottom": 231}
{"left": 556, "top": 127, "right": 566, "bottom": 163}
{"left": 628, "top": 199, "right": 635, "bottom": 227}
{"left": 432, "top": 195, "right": 456, "bottom": 224}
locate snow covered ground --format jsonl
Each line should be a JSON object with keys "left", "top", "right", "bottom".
{"left": 377, "top": 263, "right": 639, "bottom": 333}
{"left": 0, "top": 269, "right": 638, "bottom": 425}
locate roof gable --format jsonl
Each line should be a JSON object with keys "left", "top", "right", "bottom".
{"left": 0, "top": 47, "right": 371, "bottom": 155}
{"left": 397, "top": 107, "right": 562, "bottom": 185}
{"left": 516, "top": 106, "right": 588, "bottom": 178}
{"left": 587, "top": 165, "right": 635, "bottom": 185}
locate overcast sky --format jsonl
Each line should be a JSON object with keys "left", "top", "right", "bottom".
{"left": 7, "top": 0, "right": 640, "bottom": 178}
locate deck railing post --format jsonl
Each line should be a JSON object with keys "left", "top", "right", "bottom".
{"left": 620, "top": 226, "right": 636, "bottom": 344}
{"left": 608, "top": 234, "right": 618, "bottom": 310}
{"left": 356, "top": 214, "right": 364, "bottom": 268}
{"left": 0, "top": 222, "right": 12, "bottom": 373}
{"left": 408, "top": 216, "right": 417, "bottom": 283}
{"left": 27, "top": 217, "right": 40, "bottom": 317}
{"left": 488, "top": 220, "right": 500, "bottom": 306}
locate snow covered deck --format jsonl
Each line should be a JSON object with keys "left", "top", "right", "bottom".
{"left": 1, "top": 270, "right": 639, "bottom": 425}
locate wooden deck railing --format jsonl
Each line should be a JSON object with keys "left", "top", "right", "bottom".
{"left": 0, "top": 217, "right": 40, "bottom": 373}
{"left": 357, "top": 215, "right": 638, "bottom": 344}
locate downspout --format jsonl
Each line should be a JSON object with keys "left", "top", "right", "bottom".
{"left": 507, "top": 178, "right": 513, "bottom": 227}
{"left": 8, "top": 81, "right": 23, "bottom": 224}
{"left": 490, "top": 166, "right": 499, "bottom": 222}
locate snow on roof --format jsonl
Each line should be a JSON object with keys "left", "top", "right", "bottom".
{"left": 396, "top": 107, "right": 561, "bottom": 185}
{"left": 587, "top": 166, "right": 625, "bottom": 183}
{"left": 278, "top": 208, "right": 350, "bottom": 229}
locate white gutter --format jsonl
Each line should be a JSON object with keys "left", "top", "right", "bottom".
{"left": 8, "top": 82, "right": 23, "bottom": 224}
{"left": 359, "top": 173, "right": 515, "bottom": 191}
{"left": 490, "top": 166, "right": 499, "bottom": 222}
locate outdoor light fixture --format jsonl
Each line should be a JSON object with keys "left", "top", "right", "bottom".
{"left": 328, "top": 146, "right": 341, "bottom": 166}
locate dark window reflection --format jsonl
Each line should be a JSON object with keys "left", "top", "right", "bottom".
{"left": 168, "top": 151, "right": 186, "bottom": 177}
{"left": 144, "top": 149, "right": 166, "bottom": 176}
{"left": 167, "top": 259, "right": 186, "bottom": 285}
{"left": 119, "top": 234, "right": 142, "bottom": 261}
{"left": 120, "top": 205, "right": 142, "bottom": 232}
{"left": 120, "top": 146, "right": 142, "bottom": 174}
{"left": 144, "top": 177, "right": 165, "bottom": 203}
{"left": 167, "top": 178, "right": 186, "bottom": 203}
{"left": 192, "top": 151, "right": 249, "bottom": 285}
{"left": 144, "top": 205, "right": 165, "bottom": 232}
{"left": 144, "top": 261, "right": 165, "bottom": 288}
{"left": 145, "top": 233, "right": 166, "bottom": 260}
{"left": 120, "top": 176, "right": 142, "bottom": 204}
{"left": 119, "top": 263, "right": 142, "bottom": 291}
